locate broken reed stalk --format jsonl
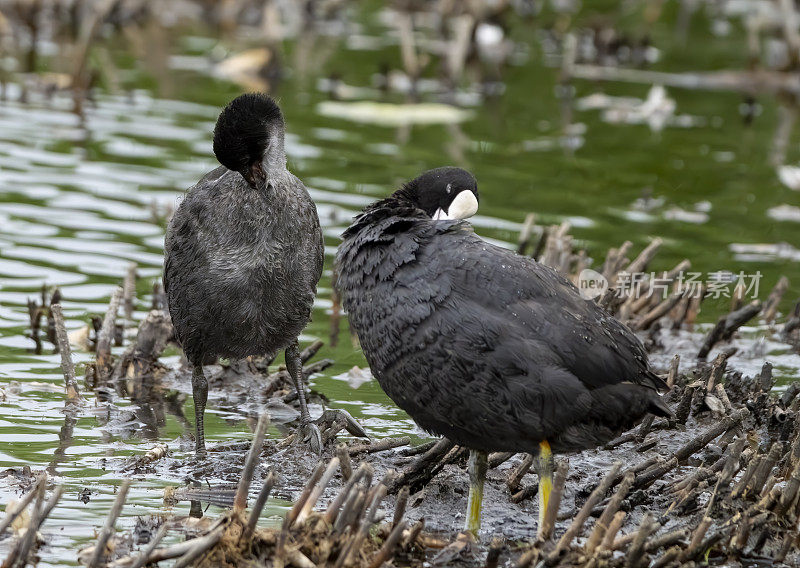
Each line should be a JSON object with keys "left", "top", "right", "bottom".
{"left": 673, "top": 408, "right": 748, "bottom": 462}
{"left": 606, "top": 422, "right": 669, "bottom": 449}
{"left": 776, "top": 464, "right": 800, "bottom": 516}
{"left": 45, "top": 287, "right": 61, "bottom": 347}
{"left": 763, "top": 275, "right": 789, "bottom": 323}
{"left": 623, "top": 512, "right": 656, "bottom": 568}
{"left": 488, "top": 451, "right": 515, "bottom": 468}
{"left": 287, "top": 460, "right": 325, "bottom": 526}
{"left": 325, "top": 462, "right": 372, "bottom": 525}
{"left": 596, "top": 511, "right": 625, "bottom": 553}
{"left": 388, "top": 437, "right": 455, "bottom": 493}
{"left": 652, "top": 544, "right": 681, "bottom": 568}
{"left": 70, "top": 0, "right": 115, "bottom": 114}
{"left": 636, "top": 415, "right": 655, "bottom": 442}
{"left": 627, "top": 238, "right": 662, "bottom": 275}
{"left": 393, "top": 485, "right": 409, "bottom": 528}
{"left": 138, "top": 444, "right": 168, "bottom": 466}
{"left": 122, "top": 263, "right": 137, "bottom": 322}
{"left": 553, "top": 462, "right": 622, "bottom": 556}
{"left": 0, "top": 475, "right": 44, "bottom": 538}
{"left": 295, "top": 456, "right": 340, "bottom": 525}
{"left": 401, "top": 440, "right": 437, "bottom": 457}
{"left": 5, "top": 477, "right": 47, "bottom": 568}
{"left": 336, "top": 482, "right": 389, "bottom": 568}
{"left": 586, "top": 471, "right": 635, "bottom": 554}
{"left": 336, "top": 443, "right": 352, "bottom": 480}
{"left": 748, "top": 442, "right": 782, "bottom": 496}
{"left": 644, "top": 529, "right": 689, "bottom": 553}
{"left": 95, "top": 287, "right": 123, "bottom": 381}
{"left": 634, "top": 290, "right": 685, "bottom": 330}
{"left": 507, "top": 454, "right": 534, "bottom": 492}
{"left": 368, "top": 520, "right": 407, "bottom": 568}
{"left": 38, "top": 485, "right": 64, "bottom": 530}
{"left": 273, "top": 516, "right": 289, "bottom": 568}
{"left": 233, "top": 414, "right": 270, "bottom": 513}
{"left": 348, "top": 436, "right": 411, "bottom": 455}
{"left": 125, "top": 518, "right": 228, "bottom": 566}
{"left": 511, "top": 483, "right": 538, "bottom": 504}
{"left": 50, "top": 303, "right": 84, "bottom": 404}
{"left": 632, "top": 407, "right": 748, "bottom": 490}
{"left": 171, "top": 524, "right": 226, "bottom": 568}
{"left": 244, "top": 470, "right": 277, "bottom": 541}
{"left": 682, "top": 516, "right": 713, "bottom": 561}
{"left": 88, "top": 479, "right": 131, "bottom": 568}
{"left": 697, "top": 301, "right": 761, "bottom": 359}
{"left": 517, "top": 213, "right": 537, "bottom": 255}
{"left": 27, "top": 297, "right": 43, "bottom": 354}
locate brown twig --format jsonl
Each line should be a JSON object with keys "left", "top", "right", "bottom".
{"left": 88, "top": 479, "right": 131, "bottom": 568}
{"left": 623, "top": 512, "right": 656, "bottom": 568}
{"left": 0, "top": 474, "right": 44, "bottom": 538}
{"left": 233, "top": 414, "right": 270, "bottom": 513}
{"left": 244, "top": 469, "right": 277, "bottom": 541}
{"left": 586, "top": 472, "right": 634, "bottom": 554}
{"left": 287, "top": 460, "right": 325, "bottom": 526}
{"left": 698, "top": 301, "right": 762, "bottom": 359}
{"left": 296, "top": 457, "right": 341, "bottom": 525}
{"left": 368, "top": 520, "right": 406, "bottom": 568}
{"left": 95, "top": 287, "right": 123, "bottom": 382}
{"left": 50, "top": 304, "right": 84, "bottom": 405}
{"left": 172, "top": 524, "right": 226, "bottom": 568}
{"left": 553, "top": 462, "right": 622, "bottom": 556}
{"left": 348, "top": 436, "right": 411, "bottom": 455}
{"left": 336, "top": 443, "right": 352, "bottom": 480}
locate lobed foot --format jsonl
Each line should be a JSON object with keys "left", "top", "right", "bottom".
{"left": 316, "top": 408, "right": 369, "bottom": 439}
{"left": 298, "top": 419, "right": 323, "bottom": 454}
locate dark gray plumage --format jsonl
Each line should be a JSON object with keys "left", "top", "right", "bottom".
{"left": 163, "top": 93, "right": 324, "bottom": 456}
{"left": 335, "top": 167, "right": 671, "bottom": 455}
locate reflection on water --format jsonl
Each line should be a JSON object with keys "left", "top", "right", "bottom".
{"left": 0, "top": 3, "right": 799, "bottom": 564}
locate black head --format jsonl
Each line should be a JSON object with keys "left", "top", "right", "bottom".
{"left": 396, "top": 167, "right": 479, "bottom": 220}
{"left": 213, "top": 93, "right": 283, "bottom": 188}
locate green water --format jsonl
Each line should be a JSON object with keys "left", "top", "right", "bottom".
{"left": 0, "top": 3, "right": 799, "bottom": 564}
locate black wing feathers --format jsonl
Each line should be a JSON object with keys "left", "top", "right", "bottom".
{"left": 336, "top": 211, "right": 670, "bottom": 454}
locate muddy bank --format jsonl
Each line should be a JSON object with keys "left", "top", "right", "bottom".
{"left": 3, "top": 225, "right": 800, "bottom": 567}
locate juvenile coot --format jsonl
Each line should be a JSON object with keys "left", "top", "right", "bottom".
{"left": 335, "top": 167, "right": 671, "bottom": 533}
{"left": 164, "top": 93, "right": 365, "bottom": 457}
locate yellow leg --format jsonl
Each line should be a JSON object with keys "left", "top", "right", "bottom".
{"left": 537, "top": 440, "right": 553, "bottom": 538}
{"left": 465, "top": 449, "right": 488, "bottom": 536}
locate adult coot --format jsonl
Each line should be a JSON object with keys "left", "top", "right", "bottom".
{"left": 164, "top": 93, "right": 365, "bottom": 457}
{"left": 335, "top": 167, "right": 671, "bottom": 533}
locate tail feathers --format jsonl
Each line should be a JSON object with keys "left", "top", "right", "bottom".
{"left": 640, "top": 369, "right": 674, "bottom": 418}
{"left": 546, "top": 383, "right": 673, "bottom": 453}
{"left": 640, "top": 369, "right": 670, "bottom": 392}
{"left": 648, "top": 393, "right": 674, "bottom": 419}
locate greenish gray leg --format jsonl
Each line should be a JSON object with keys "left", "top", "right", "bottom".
{"left": 286, "top": 341, "right": 322, "bottom": 454}
{"left": 191, "top": 365, "right": 208, "bottom": 458}
{"left": 465, "top": 449, "right": 489, "bottom": 535}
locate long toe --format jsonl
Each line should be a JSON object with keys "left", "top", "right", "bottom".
{"left": 317, "top": 408, "right": 369, "bottom": 439}
{"left": 299, "top": 421, "right": 323, "bottom": 455}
